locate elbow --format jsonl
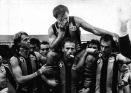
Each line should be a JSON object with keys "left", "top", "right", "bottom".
{"left": 16, "top": 77, "right": 25, "bottom": 84}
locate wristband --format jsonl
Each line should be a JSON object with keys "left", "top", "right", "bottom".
{"left": 36, "top": 70, "right": 41, "bottom": 76}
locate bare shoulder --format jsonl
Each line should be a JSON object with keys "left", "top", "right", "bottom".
{"left": 48, "top": 26, "right": 54, "bottom": 34}
{"left": 73, "top": 16, "right": 85, "bottom": 26}
{"left": 10, "top": 56, "right": 19, "bottom": 66}
{"left": 74, "top": 16, "right": 83, "bottom": 21}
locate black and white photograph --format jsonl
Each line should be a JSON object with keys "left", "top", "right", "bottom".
{"left": 0, "top": 0, "right": 131, "bottom": 93}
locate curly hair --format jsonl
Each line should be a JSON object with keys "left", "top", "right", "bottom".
{"left": 13, "top": 31, "right": 28, "bottom": 51}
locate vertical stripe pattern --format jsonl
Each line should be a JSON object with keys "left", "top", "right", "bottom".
{"left": 100, "top": 59, "right": 108, "bottom": 93}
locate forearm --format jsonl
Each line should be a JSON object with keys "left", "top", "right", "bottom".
{"left": 117, "top": 53, "right": 131, "bottom": 64}
{"left": 119, "top": 21, "right": 131, "bottom": 58}
{"left": 76, "top": 16, "right": 117, "bottom": 38}
{"left": 76, "top": 51, "right": 88, "bottom": 70}
{"left": 94, "top": 27, "right": 115, "bottom": 36}
{"left": 50, "top": 35, "right": 64, "bottom": 50}
{"left": 16, "top": 72, "right": 37, "bottom": 84}
{"left": 119, "top": 21, "right": 128, "bottom": 37}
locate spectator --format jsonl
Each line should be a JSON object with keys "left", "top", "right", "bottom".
{"left": 30, "top": 38, "right": 41, "bottom": 52}
{"left": 30, "top": 38, "right": 46, "bottom": 65}
{"left": 40, "top": 41, "right": 49, "bottom": 57}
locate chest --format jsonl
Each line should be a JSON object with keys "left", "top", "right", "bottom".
{"left": 19, "top": 55, "right": 38, "bottom": 75}
{"left": 96, "top": 57, "right": 116, "bottom": 74}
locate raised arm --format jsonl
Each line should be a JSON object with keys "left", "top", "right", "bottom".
{"left": 118, "top": 9, "right": 131, "bottom": 59}
{"left": 74, "top": 16, "right": 118, "bottom": 40}
{"left": 76, "top": 48, "right": 97, "bottom": 70}
{"left": 48, "top": 26, "right": 65, "bottom": 50}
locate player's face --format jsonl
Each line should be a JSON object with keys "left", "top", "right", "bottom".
{"left": 88, "top": 44, "right": 98, "bottom": 50}
{"left": 40, "top": 44, "right": 49, "bottom": 56}
{"left": 100, "top": 40, "right": 112, "bottom": 56}
{"left": 62, "top": 42, "right": 76, "bottom": 57}
{"left": 20, "top": 34, "right": 30, "bottom": 46}
{"left": 57, "top": 12, "right": 69, "bottom": 28}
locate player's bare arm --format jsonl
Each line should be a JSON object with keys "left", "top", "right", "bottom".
{"left": 48, "top": 26, "right": 65, "bottom": 50}
{"left": 10, "top": 57, "right": 37, "bottom": 84}
{"left": 74, "top": 16, "right": 118, "bottom": 40}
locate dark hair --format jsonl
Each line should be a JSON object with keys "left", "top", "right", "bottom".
{"left": 89, "top": 39, "right": 100, "bottom": 50}
{"left": 100, "top": 35, "right": 117, "bottom": 50}
{"left": 41, "top": 41, "right": 49, "bottom": 45}
{"left": 13, "top": 31, "right": 28, "bottom": 50}
{"left": 100, "top": 35, "right": 113, "bottom": 44}
{"left": 53, "top": 4, "right": 69, "bottom": 18}
{"left": 30, "top": 38, "right": 40, "bottom": 49}
{"left": 61, "top": 38, "right": 76, "bottom": 48}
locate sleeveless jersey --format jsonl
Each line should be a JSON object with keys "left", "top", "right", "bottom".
{"left": 95, "top": 53, "right": 119, "bottom": 93}
{"left": 52, "top": 16, "right": 81, "bottom": 51}
{"left": 16, "top": 53, "right": 39, "bottom": 75}
{"left": 14, "top": 53, "right": 41, "bottom": 93}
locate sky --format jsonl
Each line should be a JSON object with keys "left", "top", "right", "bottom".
{"left": 0, "top": 0, "right": 131, "bottom": 38}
